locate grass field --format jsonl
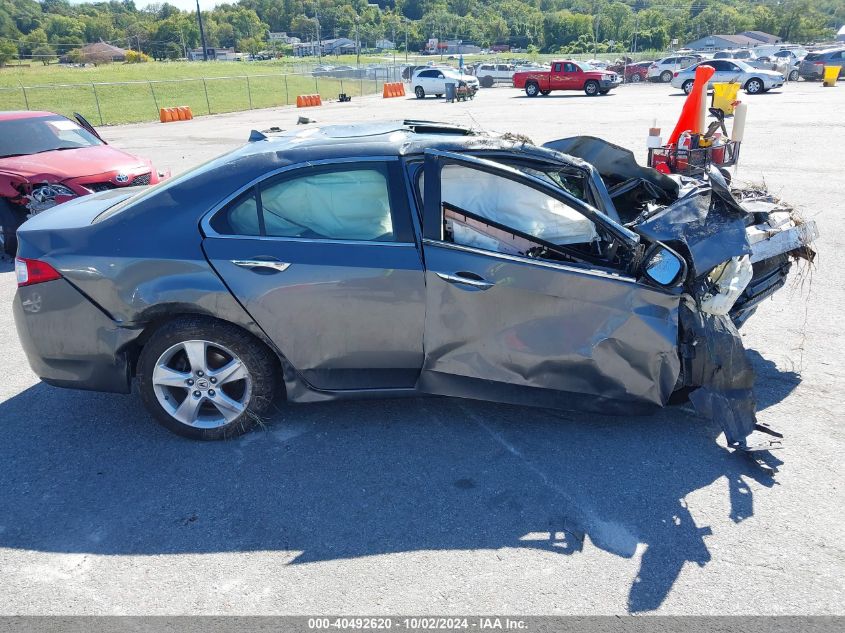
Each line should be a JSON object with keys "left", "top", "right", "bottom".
{"left": 0, "top": 50, "right": 660, "bottom": 126}
{"left": 0, "top": 57, "right": 403, "bottom": 125}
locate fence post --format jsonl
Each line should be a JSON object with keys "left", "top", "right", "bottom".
{"left": 91, "top": 83, "right": 104, "bottom": 125}
{"left": 245, "top": 75, "right": 253, "bottom": 109}
{"left": 19, "top": 83, "right": 29, "bottom": 110}
{"left": 340, "top": 79, "right": 344, "bottom": 96}
{"left": 202, "top": 78, "right": 211, "bottom": 114}
{"left": 284, "top": 74, "right": 289, "bottom": 105}
{"left": 314, "top": 76, "right": 319, "bottom": 95}
{"left": 148, "top": 81, "right": 159, "bottom": 117}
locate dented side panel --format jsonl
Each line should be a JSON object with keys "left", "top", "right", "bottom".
{"left": 418, "top": 242, "right": 682, "bottom": 411}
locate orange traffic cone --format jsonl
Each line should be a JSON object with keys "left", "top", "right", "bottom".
{"left": 668, "top": 64, "right": 716, "bottom": 144}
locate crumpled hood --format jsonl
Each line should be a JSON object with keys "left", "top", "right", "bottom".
{"left": 631, "top": 169, "right": 752, "bottom": 277}
{"left": 0, "top": 145, "right": 148, "bottom": 182}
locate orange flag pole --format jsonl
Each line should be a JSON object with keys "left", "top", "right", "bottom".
{"left": 668, "top": 64, "right": 716, "bottom": 145}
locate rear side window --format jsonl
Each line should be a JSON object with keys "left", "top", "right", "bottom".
{"left": 663, "top": 57, "right": 676, "bottom": 64}
{"left": 553, "top": 63, "right": 562, "bottom": 72}
{"left": 804, "top": 53, "right": 819, "bottom": 61}
{"left": 211, "top": 165, "right": 395, "bottom": 242}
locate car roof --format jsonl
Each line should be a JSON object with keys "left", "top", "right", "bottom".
{"left": 238, "top": 121, "right": 516, "bottom": 162}
{"left": 0, "top": 111, "right": 60, "bottom": 121}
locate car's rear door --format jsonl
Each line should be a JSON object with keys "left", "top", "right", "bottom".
{"left": 202, "top": 157, "right": 426, "bottom": 391}
{"left": 415, "top": 150, "right": 682, "bottom": 411}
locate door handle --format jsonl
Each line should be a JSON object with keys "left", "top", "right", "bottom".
{"left": 434, "top": 271, "right": 494, "bottom": 290}
{"left": 231, "top": 259, "right": 291, "bottom": 273}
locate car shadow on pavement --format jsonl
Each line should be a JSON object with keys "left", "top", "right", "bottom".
{"left": 0, "top": 348, "right": 797, "bottom": 613}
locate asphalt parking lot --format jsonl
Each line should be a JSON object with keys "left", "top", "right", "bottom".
{"left": 1, "top": 80, "right": 843, "bottom": 615}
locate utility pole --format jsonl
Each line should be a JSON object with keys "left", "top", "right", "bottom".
{"left": 315, "top": 2, "right": 322, "bottom": 64}
{"left": 405, "top": 19, "right": 408, "bottom": 63}
{"left": 195, "top": 0, "right": 208, "bottom": 61}
{"left": 355, "top": 17, "right": 360, "bottom": 68}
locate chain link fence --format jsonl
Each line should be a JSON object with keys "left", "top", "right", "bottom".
{"left": 0, "top": 65, "right": 406, "bottom": 126}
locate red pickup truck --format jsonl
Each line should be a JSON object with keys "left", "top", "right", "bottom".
{"left": 513, "top": 61, "right": 621, "bottom": 97}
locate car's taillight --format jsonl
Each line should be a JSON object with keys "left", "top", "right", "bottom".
{"left": 814, "top": 62, "right": 824, "bottom": 66}
{"left": 15, "top": 257, "right": 62, "bottom": 287}
{"left": 673, "top": 71, "right": 679, "bottom": 77}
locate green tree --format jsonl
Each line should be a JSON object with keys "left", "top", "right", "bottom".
{"left": 0, "top": 39, "right": 17, "bottom": 65}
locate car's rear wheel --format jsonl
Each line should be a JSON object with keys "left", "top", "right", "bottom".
{"left": 525, "top": 81, "right": 540, "bottom": 97}
{"left": 660, "top": 70, "right": 673, "bottom": 83}
{"left": 540, "top": 89, "right": 551, "bottom": 95}
{"left": 599, "top": 88, "right": 610, "bottom": 94}
{"left": 788, "top": 69, "right": 799, "bottom": 81}
{"left": 745, "top": 77, "right": 764, "bottom": 94}
{"left": 414, "top": 86, "right": 425, "bottom": 99}
{"left": 682, "top": 79, "right": 694, "bottom": 95}
{"left": 138, "top": 317, "right": 278, "bottom": 440}
{"left": 630, "top": 73, "right": 642, "bottom": 83}
{"left": 584, "top": 80, "right": 599, "bottom": 96}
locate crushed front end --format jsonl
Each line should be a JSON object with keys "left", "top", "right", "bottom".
{"left": 546, "top": 137, "right": 817, "bottom": 453}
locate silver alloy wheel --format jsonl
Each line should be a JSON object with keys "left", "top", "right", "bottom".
{"left": 746, "top": 78, "right": 763, "bottom": 94}
{"left": 585, "top": 81, "right": 598, "bottom": 95}
{"left": 152, "top": 339, "right": 252, "bottom": 429}
{"left": 525, "top": 82, "right": 538, "bottom": 96}
{"left": 789, "top": 70, "right": 799, "bottom": 82}
{"left": 661, "top": 70, "right": 672, "bottom": 83}
{"left": 631, "top": 73, "right": 641, "bottom": 82}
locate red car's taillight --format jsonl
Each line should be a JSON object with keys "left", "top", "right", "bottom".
{"left": 673, "top": 71, "right": 679, "bottom": 77}
{"left": 15, "top": 258, "right": 62, "bottom": 287}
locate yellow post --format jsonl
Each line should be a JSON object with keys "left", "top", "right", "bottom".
{"left": 712, "top": 83, "right": 740, "bottom": 115}
{"left": 823, "top": 66, "right": 841, "bottom": 87}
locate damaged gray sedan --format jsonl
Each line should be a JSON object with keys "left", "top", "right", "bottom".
{"left": 13, "top": 121, "right": 816, "bottom": 450}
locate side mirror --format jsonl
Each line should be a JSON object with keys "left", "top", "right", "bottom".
{"left": 641, "top": 244, "right": 686, "bottom": 288}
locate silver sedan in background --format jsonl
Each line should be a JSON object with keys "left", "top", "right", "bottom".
{"left": 671, "top": 59, "right": 785, "bottom": 94}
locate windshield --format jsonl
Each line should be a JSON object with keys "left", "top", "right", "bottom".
{"left": 0, "top": 115, "right": 103, "bottom": 158}
{"left": 578, "top": 62, "right": 595, "bottom": 71}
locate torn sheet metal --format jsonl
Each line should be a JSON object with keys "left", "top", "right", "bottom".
{"left": 632, "top": 172, "right": 752, "bottom": 279}
{"left": 679, "top": 301, "right": 758, "bottom": 448}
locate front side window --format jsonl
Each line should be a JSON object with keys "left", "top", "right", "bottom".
{"left": 427, "top": 164, "right": 597, "bottom": 250}
{"left": 212, "top": 166, "right": 395, "bottom": 242}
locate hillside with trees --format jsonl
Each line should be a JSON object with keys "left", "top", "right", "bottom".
{"left": 1, "top": 0, "right": 842, "bottom": 65}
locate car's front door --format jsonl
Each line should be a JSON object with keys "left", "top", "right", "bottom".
{"left": 202, "top": 157, "right": 426, "bottom": 390}
{"left": 415, "top": 150, "right": 682, "bottom": 411}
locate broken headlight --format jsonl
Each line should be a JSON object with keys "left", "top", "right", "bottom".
{"left": 27, "top": 183, "right": 77, "bottom": 214}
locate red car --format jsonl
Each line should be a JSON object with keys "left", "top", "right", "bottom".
{"left": 513, "top": 60, "right": 621, "bottom": 97}
{"left": 0, "top": 111, "right": 167, "bottom": 255}
{"left": 608, "top": 61, "right": 652, "bottom": 83}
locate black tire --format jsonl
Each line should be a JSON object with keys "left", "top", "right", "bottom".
{"left": 584, "top": 80, "right": 599, "bottom": 96}
{"left": 682, "top": 79, "right": 694, "bottom": 95}
{"left": 525, "top": 81, "right": 540, "bottom": 97}
{"left": 480, "top": 75, "right": 494, "bottom": 88}
{"left": 0, "top": 199, "right": 25, "bottom": 257}
{"left": 745, "top": 77, "right": 764, "bottom": 94}
{"left": 660, "top": 70, "right": 673, "bottom": 83}
{"left": 540, "top": 89, "right": 551, "bottom": 95}
{"left": 414, "top": 86, "right": 425, "bottom": 99}
{"left": 599, "top": 88, "right": 610, "bottom": 94}
{"left": 137, "top": 316, "right": 278, "bottom": 440}
{"left": 630, "top": 73, "right": 642, "bottom": 83}
{"left": 435, "top": 93, "right": 442, "bottom": 98}
{"left": 788, "top": 69, "right": 799, "bottom": 81}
